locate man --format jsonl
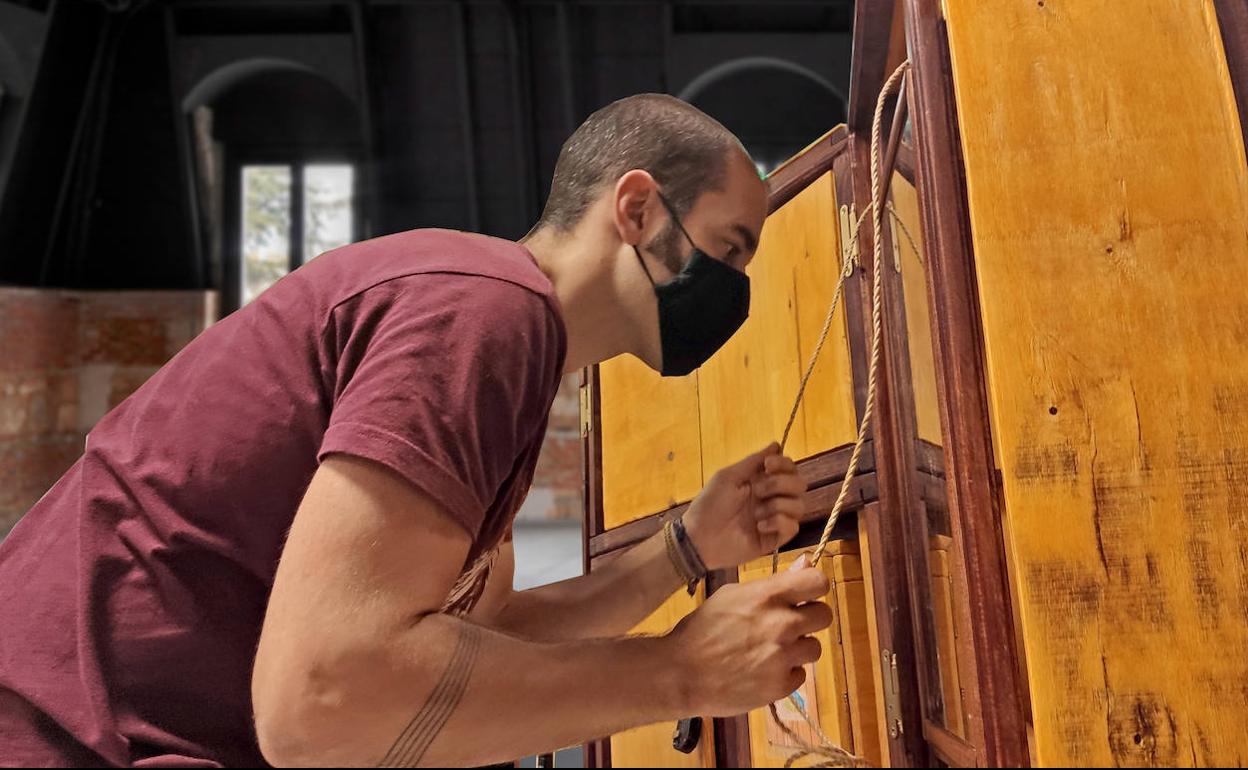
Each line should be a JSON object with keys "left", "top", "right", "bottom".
{"left": 0, "top": 94, "right": 832, "bottom": 767}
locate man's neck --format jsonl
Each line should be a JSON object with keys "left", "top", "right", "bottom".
{"left": 521, "top": 225, "right": 648, "bottom": 375}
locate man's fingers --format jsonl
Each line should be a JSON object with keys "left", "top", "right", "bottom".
{"left": 768, "top": 563, "right": 830, "bottom": 604}
{"left": 721, "top": 443, "right": 781, "bottom": 483}
{"left": 756, "top": 496, "right": 805, "bottom": 524}
{"left": 763, "top": 453, "right": 799, "bottom": 476}
{"left": 751, "top": 471, "right": 807, "bottom": 501}
{"left": 786, "top": 635, "right": 824, "bottom": 667}
{"left": 783, "top": 601, "right": 834, "bottom": 638}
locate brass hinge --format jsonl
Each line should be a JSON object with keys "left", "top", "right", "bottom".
{"left": 882, "top": 648, "right": 905, "bottom": 739}
{"left": 579, "top": 385, "right": 591, "bottom": 439}
{"left": 831, "top": 597, "right": 844, "bottom": 646}
{"left": 891, "top": 219, "right": 903, "bottom": 273}
{"left": 838, "top": 203, "right": 858, "bottom": 275}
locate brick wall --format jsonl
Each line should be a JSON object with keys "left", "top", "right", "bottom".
{"left": 0, "top": 289, "right": 218, "bottom": 534}
{"left": 520, "top": 373, "right": 585, "bottom": 523}
{"left": 1, "top": 287, "right": 584, "bottom": 535}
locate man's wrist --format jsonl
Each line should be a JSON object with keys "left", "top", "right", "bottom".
{"left": 664, "top": 517, "right": 708, "bottom": 595}
{"left": 680, "top": 509, "right": 717, "bottom": 572}
{"left": 653, "top": 632, "right": 698, "bottom": 717}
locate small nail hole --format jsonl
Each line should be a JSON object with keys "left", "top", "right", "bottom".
{"left": 1049, "top": 406, "right": 1059, "bottom": 415}
{"left": 1133, "top": 733, "right": 1143, "bottom": 745}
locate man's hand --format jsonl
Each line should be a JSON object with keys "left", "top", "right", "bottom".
{"left": 666, "top": 559, "right": 831, "bottom": 716}
{"left": 682, "top": 443, "right": 806, "bottom": 571}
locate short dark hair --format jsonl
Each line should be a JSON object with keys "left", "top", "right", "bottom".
{"left": 536, "top": 94, "right": 746, "bottom": 232}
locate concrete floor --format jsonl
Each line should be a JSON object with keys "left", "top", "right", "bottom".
{"left": 510, "top": 521, "right": 587, "bottom": 767}
{"left": 511, "top": 522, "right": 584, "bottom": 590}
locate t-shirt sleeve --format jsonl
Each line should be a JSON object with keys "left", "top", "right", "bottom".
{"left": 317, "top": 273, "right": 564, "bottom": 538}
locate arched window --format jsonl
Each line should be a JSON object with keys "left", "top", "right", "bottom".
{"left": 185, "top": 64, "right": 362, "bottom": 311}
{"left": 680, "top": 57, "right": 847, "bottom": 176}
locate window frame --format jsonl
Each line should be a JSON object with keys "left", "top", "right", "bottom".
{"left": 223, "top": 144, "right": 361, "bottom": 314}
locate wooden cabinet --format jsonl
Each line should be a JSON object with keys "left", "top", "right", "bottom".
{"left": 583, "top": 1, "right": 1248, "bottom": 766}
{"left": 738, "top": 544, "right": 884, "bottom": 769}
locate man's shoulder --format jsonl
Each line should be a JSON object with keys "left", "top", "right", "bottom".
{"left": 317, "top": 228, "right": 554, "bottom": 303}
{"left": 316, "top": 229, "right": 565, "bottom": 352}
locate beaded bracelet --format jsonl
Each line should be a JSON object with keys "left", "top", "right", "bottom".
{"left": 663, "top": 517, "right": 708, "bottom": 596}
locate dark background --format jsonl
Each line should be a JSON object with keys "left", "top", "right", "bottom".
{"left": 0, "top": 0, "right": 853, "bottom": 307}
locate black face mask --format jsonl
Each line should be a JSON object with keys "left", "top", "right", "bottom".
{"left": 634, "top": 193, "right": 751, "bottom": 377}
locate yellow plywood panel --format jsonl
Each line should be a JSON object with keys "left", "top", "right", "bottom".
{"left": 946, "top": 1, "right": 1248, "bottom": 765}
{"left": 610, "top": 587, "right": 715, "bottom": 768}
{"left": 929, "top": 545, "right": 966, "bottom": 739}
{"left": 856, "top": 516, "right": 891, "bottom": 766}
{"left": 600, "top": 355, "right": 702, "bottom": 529}
{"left": 698, "top": 171, "right": 857, "bottom": 478}
{"left": 833, "top": 555, "right": 884, "bottom": 768}
{"left": 738, "top": 545, "right": 867, "bottom": 767}
{"left": 891, "top": 172, "right": 943, "bottom": 446}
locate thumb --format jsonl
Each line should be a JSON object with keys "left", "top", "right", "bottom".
{"left": 721, "top": 442, "right": 781, "bottom": 482}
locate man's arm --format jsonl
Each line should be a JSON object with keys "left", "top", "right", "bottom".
{"left": 480, "top": 444, "right": 808, "bottom": 642}
{"left": 252, "top": 455, "right": 830, "bottom": 767}
{"left": 475, "top": 531, "right": 684, "bottom": 642}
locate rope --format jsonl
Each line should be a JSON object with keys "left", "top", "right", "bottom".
{"left": 887, "top": 203, "right": 924, "bottom": 266}
{"left": 764, "top": 59, "right": 912, "bottom": 768}
{"left": 778, "top": 208, "right": 870, "bottom": 452}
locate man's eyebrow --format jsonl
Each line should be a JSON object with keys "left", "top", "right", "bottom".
{"left": 733, "top": 223, "right": 759, "bottom": 255}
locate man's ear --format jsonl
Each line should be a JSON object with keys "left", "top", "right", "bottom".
{"left": 612, "top": 169, "right": 660, "bottom": 248}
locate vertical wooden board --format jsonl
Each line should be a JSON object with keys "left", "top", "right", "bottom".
{"left": 697, "top": 171, "right": 857, "bottom": 479}
{"left": 738, "top": 547, "right": 856, "bottom": 767}
{"left": 929, "top": 544, "right": 967, "bottom": 739}
{"left": 787, "top": 170, "right": 860, "bottom": 460}
{"left": 610, "top": 587, "right": 716, "bottom": 768}
{"left": 945, "top": 1, "right": 1248, "bottom": 765}
{"left": 891, "top": 172, "right": 943, "bottom": 446}
{"left": 599, "top": 354, "right": 702, "bottom": 529}
{"left": 855, "top": 515, "right": 891, "bottom": 766}
{"left": 833, "top": 554, "right": 886, "bottom": 768}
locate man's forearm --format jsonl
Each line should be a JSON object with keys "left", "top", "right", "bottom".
{"left": 490, "top": 529, "right": 686, "bottom": 641}
{"left": 262, "top": 613, "right": 690, "bottom": 768}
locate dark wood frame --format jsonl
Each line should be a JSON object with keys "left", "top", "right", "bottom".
{"left": 1216, "top": 0, "right": 1248, "bottom": 155}
{"left": 898, "top": 0, "right": 1032, "bottom": 765}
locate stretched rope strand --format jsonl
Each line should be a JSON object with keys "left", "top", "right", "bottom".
{"left": 764, "top": 58, "right": 911, "bottom": 769}
{"left": 778, "top": 207, "right": 871, "bottom": 452}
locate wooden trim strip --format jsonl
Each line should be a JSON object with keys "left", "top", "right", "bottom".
{"left": 765, "top": 125, "right": 850, "bottom": 214}
{"left": 915, "top": 438, "right": 945, "bottom": 478}
{"left": 1215, "top": 0, "right": 1248, "bottom": 156}
{"left": 847, "top": 0, "right": 899, "bottom": 133}
{"left": 588, "top": 468, "right": 880, "bottom": 562}
{"left": 708, "top": 566, "right": 753, "bottom": 768}
{"left": 581, "top": 364, "right": 605, "bottom": 577}
{"left": 895, "top": 141, "right": 917, "bottom": 186}
{"left": 847, "top": 126, "right": 929, "bottom": 767}
{"left": 923, "top": 720, "right": 978, "bottom": 769}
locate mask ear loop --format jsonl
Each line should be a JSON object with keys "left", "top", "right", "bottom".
{"left": 656, "top": 191, "right": 702, "bottom": 262}
{"left": 632, "top": 245, "right": 658, "bottom": 287}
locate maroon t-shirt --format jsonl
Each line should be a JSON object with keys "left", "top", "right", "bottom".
{"left": 0, "top": 229, "right": 566, "bottom": 767}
